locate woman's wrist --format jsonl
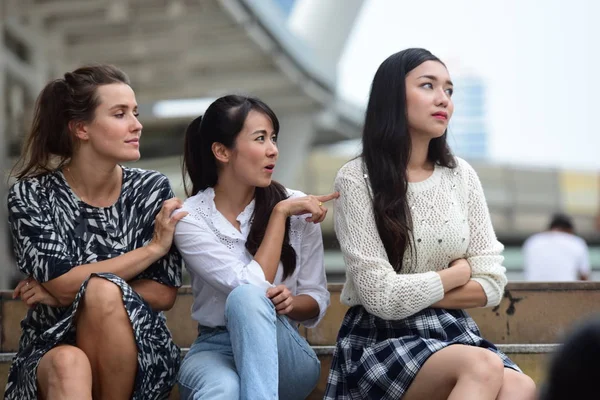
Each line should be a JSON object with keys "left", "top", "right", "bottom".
{"left": 437, "top": 268, "right": 466, "bottom": 293}
{"left": 273, "top": 202, "right": 290, "bottom": 218}
{"left": 146, "top": 242, "right": 167, "bottom": 262}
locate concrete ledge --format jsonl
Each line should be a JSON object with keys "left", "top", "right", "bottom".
{"left": 0, "top": 354, "right": 12, "bottom": 363}
{"left": 323, "top": 282, "right": 600, "bottom": 292}
{"left": 311, "top": 343, "right": 560, "bottom": 356}
{"left": 304, "top": 282, "right": 600, "bottom": 346}
{"left": 2, "top": 282, "right": 599, "bottom": 352}
{"left": 496, "top": 344, "right": 560, "bottom": 353}
{"left": 0, "top": 343, "right": 560, "bottom": 363}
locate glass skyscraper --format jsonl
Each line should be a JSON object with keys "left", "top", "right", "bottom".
{"left": 448, "top": 76, "right": 489, "bottom": 159}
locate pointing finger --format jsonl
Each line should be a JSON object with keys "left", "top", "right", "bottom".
{"left": 315, "top": 192, "right": 340, "bottom": 203}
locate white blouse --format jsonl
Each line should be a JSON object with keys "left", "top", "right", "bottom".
{"left": 174, "top": 187, "right": 330, "bottom": 328}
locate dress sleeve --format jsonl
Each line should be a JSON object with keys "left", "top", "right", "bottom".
{"left": 132, "top": 173, "right": 183, "bottom": 287}
{"left": 8, "top": 180, "right": 78, "bottom": 282}
{"left": 462, "top": 161, "right": 507, "bottom": 307}
{"left": 334, "top": 162, "right": 444, "bottom": 320}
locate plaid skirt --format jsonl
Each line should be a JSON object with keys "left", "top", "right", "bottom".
{"left": 324, "top": 306, "right": 521, "bottom": 400}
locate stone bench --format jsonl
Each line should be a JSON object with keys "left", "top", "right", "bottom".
{"left": 2, "top": 281, "right": 600, "bottom": 398}
{"left": 3, "top": 282, "right": 600, "bottom": 351}
{"left": 0, "top": 344, "right": 559, "bottom": 399}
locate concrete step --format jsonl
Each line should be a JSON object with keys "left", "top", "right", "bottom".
{"left": 0, "top": 344, "right": 558, "bottom": 399}
{"left": 2, "top": 283, "right": 600, "bottom": 352}
{"left": 301, "top": 282, "right": 600, "bottom": 346}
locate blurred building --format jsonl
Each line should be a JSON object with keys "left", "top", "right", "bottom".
{"left": 275, "top": 0, "right": 298, "bottom": 16}
{"left": 0, "top": 0, "right": 365, "bottom": 289}
{"left": 448, "top": 75, "right": 489, "bottom": 159}
{"left": 1, "top": 0, "right": 599, "bottom": 289}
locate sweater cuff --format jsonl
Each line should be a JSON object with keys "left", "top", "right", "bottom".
{"left": 426, "top": 271, "right": 445, "bottom": 304}
{"left": 471, "top": 277, "right": 501, "bottom": 307}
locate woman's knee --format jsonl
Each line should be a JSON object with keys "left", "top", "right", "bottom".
{"left": 225, "top": 284, "right": 272, "bottom": 318}
{"left": 460, "top": 348, "right": 505, "bottom": 385}
{"left": 39, "top": 346, "right": 92, "bottom": 384}
{"left": 81, "top": 277, "right": 125, "bottom": 317}
{"left": 499, "top": 370, "right": 537, "bottom": 400}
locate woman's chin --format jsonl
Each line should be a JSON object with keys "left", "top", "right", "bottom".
{"left": 120, "top": 151, "right": 141, "bottom": 163}
{"left": 429, "top": 129, "right": 447, "bottom": 139}
{"left": 255, "top": 177, "right": 273, "bottom": 188}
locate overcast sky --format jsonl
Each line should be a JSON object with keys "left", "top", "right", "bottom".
{"left": 337, "top": 0, "right": 599, "bottom": 171}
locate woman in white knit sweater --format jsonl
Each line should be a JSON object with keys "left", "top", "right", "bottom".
{"left": 325, "top": 48, "right": 536, "bottom": 400}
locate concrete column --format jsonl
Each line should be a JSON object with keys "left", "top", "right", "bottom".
{"left": 0, "top": 20, "right": 16, "bottom": 290}
{"left": 273, "top": 113, "right": 316, "bottom": 191}
{"left": 4, "top": 18, "right": 48, "bottom": 96}
{"left": 288, "top": 0, "right": 365, "bottom": 77}
{"left": 0, "top": 19, "right": 49, "bottom": 289}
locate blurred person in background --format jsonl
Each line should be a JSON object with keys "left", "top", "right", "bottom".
{"left": 174, "top": 95, "right": 333, "bottom": 400}
{"left": 325, "top": 48, "right": 536, "bottom": 400}
{"left": 539, "top": 315, "right": 600, "bottom": 399}
{"left": 7, "top": 64, "right": 186, "bottom": 400}
{"left": 523, "top": 213, "right": 590, "bottom": 281}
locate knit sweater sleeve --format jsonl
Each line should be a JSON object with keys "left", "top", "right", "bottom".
{"left": 334, "top": 161, "right": 444, "bottom": 320}
{"left": 461, "top": 160, "right": 507, "bottom": 307}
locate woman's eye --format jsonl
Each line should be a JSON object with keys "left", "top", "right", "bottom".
{"left": 256, "top": 135, "right": 265, "bottom": 142}
{"left": 272, "top": 135, "right": 278, "bottom": 143}
{"left": 445, "top": 88, "right": 454, "bottom": 97}
{"left": 421, "top": 82, "right": 433, "bottom": 89}
{"left": 115, "top": 113, "right": 125, "bottom": 118}
{"left": 133, "top": 112, "right": 140, "bottom": 117}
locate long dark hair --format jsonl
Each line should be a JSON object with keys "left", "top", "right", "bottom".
{"left": 12, "top": 64, "right": 130, "bottom": 179}
{"left": 183, "top": 95, "right": 297, "bottom": 279}
{"left": 362, "top": 48, "right": 456, "bottom": 272}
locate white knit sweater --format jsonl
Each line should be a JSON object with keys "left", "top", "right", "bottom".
{"left": 334, "top": 157, "right": 507, "bottom": 321}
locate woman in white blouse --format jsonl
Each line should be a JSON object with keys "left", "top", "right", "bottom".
{"left": 174, "top": 95, "right": 335, "bottom": 400}
{"left": 324, "top": 48, "right": 536, "bottom": 400}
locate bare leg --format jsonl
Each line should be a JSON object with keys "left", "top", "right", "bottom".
{"left": 37, "top": 345, "right": 92, "bottom": 400}
{"left": 496, "top": 368, "right": 537, "bottom": 400}
{"left": 76, "top": 277, "right": 138, "bottom": 400}
{"left": 403, "top": 345, "right": 505, "bottom": 400}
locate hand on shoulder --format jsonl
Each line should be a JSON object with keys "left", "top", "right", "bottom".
{"left": 149, "top": 197, "right": 188, "bottom": 256}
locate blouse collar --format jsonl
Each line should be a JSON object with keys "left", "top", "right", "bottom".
{"left": 201, "top": 187, "right": 256, "bottom": 229}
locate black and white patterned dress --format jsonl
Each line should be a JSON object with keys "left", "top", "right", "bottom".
{"left": 4, "top": 167, "right": 182, "bottom": 400}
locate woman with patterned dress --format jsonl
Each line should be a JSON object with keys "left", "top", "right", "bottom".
{"left": 173, "top": 95, "right": 334, "bottom": 399}
{"left": 324, "top": 49, "right": 536, "bottom": 400}
{"left": 6, "top": 65, "right": 187, "bottom": 400}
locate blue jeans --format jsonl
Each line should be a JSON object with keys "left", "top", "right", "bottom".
{"left": 178, "top": 284, "right": 321, "bottom": 400}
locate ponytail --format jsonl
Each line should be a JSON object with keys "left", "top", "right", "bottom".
{"left": 11, "top": 64, "right": 130, "bottom": 179}
{"left": 182, "top": 115, "right": 206, "bottom": 197}
{"left": 12, "top": 80, "right": 73, "bottom": 179}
